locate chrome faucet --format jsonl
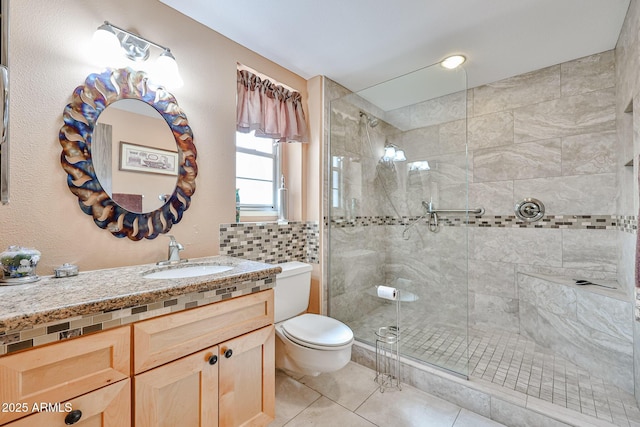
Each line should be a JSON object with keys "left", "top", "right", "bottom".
{"left": 168, "top": 235, "right": 184, "bottom": 261}
{"left": 157, "top": 235, "right": 187, "bottom": 265}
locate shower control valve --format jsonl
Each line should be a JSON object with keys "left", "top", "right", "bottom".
{"left": 514, "top": 198, "right": 545, "bottom": 222}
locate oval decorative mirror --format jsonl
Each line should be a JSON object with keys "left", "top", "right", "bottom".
{"left": 59, "top": 68, "right": 197, "bottom": 240}
{"left": 94, "top": 98, "right": 178, "bottom": 214}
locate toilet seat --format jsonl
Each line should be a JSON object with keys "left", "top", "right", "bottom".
{"left": 281, "top": 313, "right": 353, "bottom": 350}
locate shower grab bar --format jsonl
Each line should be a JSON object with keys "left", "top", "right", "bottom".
{"left": 403, "top": 202, "right": 485, "bottom": 238}
{"left": 421, "top": 201, "right": 485, "bottom": 216}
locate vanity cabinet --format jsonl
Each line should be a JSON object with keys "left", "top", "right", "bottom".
{"left": 133, "top": 290, "right": 275, "bottom": 427}
{"left": 0, "top": 289, "right": 275, "bottom": 427}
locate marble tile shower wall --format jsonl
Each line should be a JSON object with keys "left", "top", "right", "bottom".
{"left": 518, "top": 273, "right": 633, "bottom": 393}
{"left": 327, "top": 50, "right": 631, "bottom": 335}
{"left": 616, "top": 0, "right": 640, "bottom": 406}
{"left": 466, "top": 50, "right": 621, "bottom": 333}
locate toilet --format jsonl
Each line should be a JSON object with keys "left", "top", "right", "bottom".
{"left": 274, "top": 261, "right": 354, "bottom": 376}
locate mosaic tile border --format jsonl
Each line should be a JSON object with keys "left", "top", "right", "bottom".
{"left": 617, "top": 214, "right": 638, "bottom": 234}
{"left": 328, "top": 214, "right": 637, "bottom": 232}
{"left": 0, "top": 277, "right": 274, "bottom": 356}
{"left": 219, "top": 221, "right": 320, "bottom": 264}
{"left": 305, "top": 222, "right": 320, "bottom": 264}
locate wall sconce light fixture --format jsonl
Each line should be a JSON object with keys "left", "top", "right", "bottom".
{"left": 92, "top": 21, "right": 183, "bottom": 89}
{"left": 382, "top": 144, "right": 407, "bottom": 162}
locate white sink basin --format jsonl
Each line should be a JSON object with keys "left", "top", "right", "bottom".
{"left": 143, "top": 265, "right": 233, "bottom": 279}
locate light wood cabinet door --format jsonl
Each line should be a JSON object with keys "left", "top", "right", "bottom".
{"left": 134, "top": 346, "right": 219, "bottom": 427}
{"left": 134, "top": 325, "right": 275, "bottom": 427}
{"left": 4, "top": 379, "right": 131, "bottom": 427}
{"left": 0, "top": 327, "right": 130, "bottom": 425}
{"left": 219, "top": 325, "right": 275, "bottom": 427}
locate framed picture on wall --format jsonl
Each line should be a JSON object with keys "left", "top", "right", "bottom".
{"left": 119, "top": 141, "right": 179, "bottom": 176}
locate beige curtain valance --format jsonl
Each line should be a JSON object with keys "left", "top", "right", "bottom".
{"left": 236, "top": 69, "right": 308, "bottom": 142}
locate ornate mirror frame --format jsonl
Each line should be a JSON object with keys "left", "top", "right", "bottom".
{"left": 59, "top": 68, "right": 197, "bottom": 240}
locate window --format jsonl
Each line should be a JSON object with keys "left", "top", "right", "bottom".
{"left": 236, "top": 131, "right": 279, "bottom": 212}
{"left": 331, "top": 156, "right": 343, "bottom": 210}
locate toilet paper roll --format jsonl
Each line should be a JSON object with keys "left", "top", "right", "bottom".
{"left": 377, "top": 285, "right": 398, "bottom": 301}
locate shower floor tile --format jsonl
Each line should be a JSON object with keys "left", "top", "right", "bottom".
{"left": 347, "top": 308, "right": 640, "bottom": 427}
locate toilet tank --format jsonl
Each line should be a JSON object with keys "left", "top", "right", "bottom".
{"left": 274, "top": 261, "right": 313, "bottom": 323}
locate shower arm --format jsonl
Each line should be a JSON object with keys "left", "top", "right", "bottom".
{"left": 421, "top": 201, "right": 485, "bottom": 216}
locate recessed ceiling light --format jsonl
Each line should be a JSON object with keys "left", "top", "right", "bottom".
{"left": 441, "top": 55, "right": 466, "bottom": 69}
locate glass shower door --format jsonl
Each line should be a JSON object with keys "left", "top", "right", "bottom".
{"left": 327, "top": 62, "right": 470, "bottom": 377}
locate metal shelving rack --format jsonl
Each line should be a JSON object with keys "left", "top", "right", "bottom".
{"left": 374, "top": 290, "right": 401, "bottom": 392}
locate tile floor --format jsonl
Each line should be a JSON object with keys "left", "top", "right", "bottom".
{"left": 348, "top": 305, "right": 640, "bottom": 427}
{"left": 270, "top": 362, "right": 506, "bottom": 427}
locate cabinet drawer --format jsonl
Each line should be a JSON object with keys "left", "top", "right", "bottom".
{"left": 4, "top": 379, "right": 131, "bottom": 427}
{"left": 0, "top": 327, "right": 130, "bottom": 425}
{"left": 133, "top": 289, "right": 273, "bottom": 374}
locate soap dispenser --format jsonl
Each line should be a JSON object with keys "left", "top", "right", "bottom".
{"left": 277, "top": 175, "right": 288, "bottom": 224}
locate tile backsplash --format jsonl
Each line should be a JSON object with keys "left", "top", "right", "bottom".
{"left": 219, "top": 221, "right": 320, "bottom": 264}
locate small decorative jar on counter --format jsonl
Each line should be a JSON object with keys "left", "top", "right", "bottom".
{"left": 0, "top": 245, "right": 41, "bottom": 284}
{"left": 54, "top": 263, "right": 78, "bottom": 278}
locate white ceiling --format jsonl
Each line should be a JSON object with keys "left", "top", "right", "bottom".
{"left": 159, "top": 0, "right": 630, "bottom": 95}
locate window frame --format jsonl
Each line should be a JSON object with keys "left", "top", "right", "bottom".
{"left": 235, "top": 131, "right": 280, "bottom": 214}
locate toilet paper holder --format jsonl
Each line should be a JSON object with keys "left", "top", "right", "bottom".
{"left": 375, "top": 287, "right": 402, "bottom": 392}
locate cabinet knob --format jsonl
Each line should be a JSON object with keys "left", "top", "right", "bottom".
{"left": 224, "top": 348, "right": 233, "bottom": 358}
{"left": 208, "top": 354, "right": 218, "bottom": 365}
{"left": 65, "top": 409, "right": 83, "bottom": 425}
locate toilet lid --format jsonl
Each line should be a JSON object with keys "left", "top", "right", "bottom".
{"left": 281, "top": 313, "right": 353, "bottom": 347}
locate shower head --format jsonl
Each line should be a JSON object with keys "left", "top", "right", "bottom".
{"left": 359, "top": 111, "right": 379, "bottom": 128}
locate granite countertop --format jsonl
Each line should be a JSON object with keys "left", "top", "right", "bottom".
{"left": 0, "top": 256, "right": 281, "bottom": 334}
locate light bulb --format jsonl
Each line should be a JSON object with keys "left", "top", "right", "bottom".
{"left": 151, "top": 50, "right": 184, "bottom": 89}
{"left": 441, "top": 55, "right": 466, "bottom": 70}
{"left": 92, "top": 23, "right": 123, "bottom": 66}
{"left": 383, "top": 146, "right": 396, "bottom": 160}
{"left": 394, "top": 149, "right": 406, "bottom": 161}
